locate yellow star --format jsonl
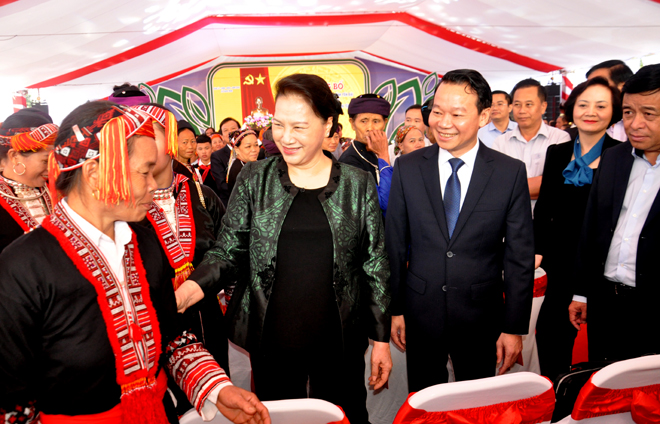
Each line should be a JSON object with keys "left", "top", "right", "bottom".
{"left": 255, "top": 74, "right": 266, "bottom": 85}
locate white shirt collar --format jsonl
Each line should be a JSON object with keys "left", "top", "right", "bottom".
{"left": 631, "top": 146, "right": 660, "bottom": 168}
{"left": 438, "top": 140, "right": 480, "bottom": 169}
{"left": 61, "top": 198, "right": 133, "bottom": 248}
{"left": 511, "top": 122, "right": 549, "bottom": 142}
{"left": 486, "top": 120, "right": 515, "bottom": 133}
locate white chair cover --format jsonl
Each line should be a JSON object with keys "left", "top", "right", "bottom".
{"left": 556, "top": 355, "right": 660, "bottom": 424}
{"left": 179, "top": 398, "right": 347, "bottom": 424}
{"left": 393, "top": 372, "right": 554, "bottom": 424}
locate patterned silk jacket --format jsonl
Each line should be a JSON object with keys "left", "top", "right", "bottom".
{"left": 190, "top": 153, "right": 391, "bottom": 352}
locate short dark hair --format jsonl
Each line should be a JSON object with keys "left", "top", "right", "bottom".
{"left": 196, "top": 134, "right": 211, "bottom": 145}
{"left": 438, "top": 69, "right": 492, "bottom": 113}
{"left": 564, "top": 76, "right": 622, "bottom": 128}
{"left": 492, "top": 90, "right": 512, "bottom": 105}
{"left": 511, "top": 78, "right": 546, "bottom": 103}
{"left": 622, "top": 64, "right": 660, "bottom": 96}
{"left": 54, "top": 101, "right": 120, "bottom": 196}
{"left": 218, "top": 117, "right": 240, "bottom": 134}
{"left": 275, "top": 74, "right": 343, "bottom": 136}
{"left": 405, "top": 104, "right": 422, "bottom": 114}
{"left": 586, "top": 60, "right": 634, "bottom": 86}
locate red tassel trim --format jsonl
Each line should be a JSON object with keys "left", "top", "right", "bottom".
{"left": 98, "top": 116, "right": 134, "bottom": 205}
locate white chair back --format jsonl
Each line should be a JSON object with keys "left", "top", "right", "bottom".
{"left": 409, "top": 372, "right": 552, "bottom": 411}
{"left": 179, "top": 398, "right": 347, "bottom": 424}
{"left": 556, "top": 355, "right": 660, "bottom": 424}
{"left": 393, "top": 372, "right": 554, "bottom": 424}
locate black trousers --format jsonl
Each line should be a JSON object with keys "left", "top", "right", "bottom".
{"left": 251, "top": 332, "right": 370, "bottom": 424}
{"left": 536, "top": 288, "right": 578, "bottom": 382}
{"left": 405, "top": 323, "right": 499, "bottom": 393}
{"left": 588, "top": 279, "right": 658, "bottom": 362}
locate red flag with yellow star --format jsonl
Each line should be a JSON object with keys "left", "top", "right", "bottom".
{"left": 240, "top": 67, "right": 276, "bottom": 121}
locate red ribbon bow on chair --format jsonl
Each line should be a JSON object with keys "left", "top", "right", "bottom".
{"left": 572, "top": 377, "right": 660, "bottom": 422}
{"left": 393, "top": 387, "right": 554, "bottom": 424}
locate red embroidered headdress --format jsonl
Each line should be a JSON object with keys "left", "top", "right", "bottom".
{"left": 132, "top": 104, "right": 178, "bottom": 158}
{"left": 48, "top": 105, "right": 154, "bottom": 204}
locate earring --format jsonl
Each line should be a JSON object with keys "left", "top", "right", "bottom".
{"left": 92, "top": 189, "right": 100, "bottom": 200}
{"left": 13, "top": 162, "right": 26, "bottom": 176}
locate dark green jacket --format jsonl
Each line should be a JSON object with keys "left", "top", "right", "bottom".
{"left": 190, "top": 155, "right": 391, "bottom": 352}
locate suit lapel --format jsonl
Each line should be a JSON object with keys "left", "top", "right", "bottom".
{"left": 611, "top": 145, "right": 635, "bottom": 227}
{"left": 449, "top": 143, "right": 494, "bottom": 247}
{"left": 421, "top": 145, "right": 450, "bottom": 242}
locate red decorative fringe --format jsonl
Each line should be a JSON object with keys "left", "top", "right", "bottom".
{"left": 165, "top": 112, "right": 178, "bottom": 158}
{"left": 98, "top": 116, "right": 134, "bottom": 205}
{"left": 10, "top": 130, "right": 56, "bottom": 152}
{"left": 120, "top": 376, "right": 169, "bottom": 424}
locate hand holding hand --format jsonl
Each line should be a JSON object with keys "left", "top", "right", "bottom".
{"left": 496, "top": 333, "right": 522, "bottom": 375}
{"left": 369, "top": 341, "right": 392, "bottom": 390}
{"left": 216, "top": 386, "right": 271, "bottom": 424}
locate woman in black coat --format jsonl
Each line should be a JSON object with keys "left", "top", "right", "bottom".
{"left": 534, "top": 76, "right": 623, "bottom": 382}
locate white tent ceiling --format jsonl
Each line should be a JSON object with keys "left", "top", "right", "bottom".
{"left": 1, "top": 0, "right": 660, "bottom": 120}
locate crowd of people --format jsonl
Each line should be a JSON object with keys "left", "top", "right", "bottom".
{"left": 0, "top": 58, "right": 658, "bottom": 424}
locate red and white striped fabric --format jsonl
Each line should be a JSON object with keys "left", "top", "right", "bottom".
{"left": 562, "top": 75, "right": 574, "bottom": 102}
{"left": 393, "top": 372, "right": 555, "bottom": 424}
{"left": 166, "top": 332, "right": 232, "bottom": 414}
{"left": 557, "top": 354, "right": 660, "bottom": 423}
{"left": 179, "top": 398, "right": 349, "bottom": 424}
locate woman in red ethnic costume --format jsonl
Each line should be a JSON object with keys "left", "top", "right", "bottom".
{"left": 0, "top": 101, "right": 269, "bottom": 424}
{"left": 0, "top": 109, "right": 58, "bottom": 253}
{"left": 133, "top": 103, "right": 230, "bottom": 415}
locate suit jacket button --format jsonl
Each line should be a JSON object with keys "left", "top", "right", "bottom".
{"left": 447, "top": 251, "right": 454, "bottom": 258}
{"left": 442, "top": 285, "right": 447, "bottom": 292}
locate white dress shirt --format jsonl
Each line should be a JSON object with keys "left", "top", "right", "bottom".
{"left": 61, "top": 199, "right": 223, "bottom": 420}
{"left": 438, "top": 141, "right": 480, "bottom": 211}
{"left": 605, "top": 148, "right": 660, "bottom": 286}
{"left": 492, "top": 122, "right": 571, "bottom": 213}
{"left": 477, "top": 120, "right": 518, "bottom": 148}
{"left": 573, "top": 148, "right": 660, "bottom": 304}
{"left": 492, "top": 122, "right": 571, "bottom": 178}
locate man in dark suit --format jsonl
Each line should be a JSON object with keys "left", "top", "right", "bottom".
{"left": 569, "top": 64, "right": 660, "bottom": 361}
{"left": 386, "top": 69, "right": 534, "bottom": 392}
{"left": 211, "top": 117, "right": 240, "bottom": 207}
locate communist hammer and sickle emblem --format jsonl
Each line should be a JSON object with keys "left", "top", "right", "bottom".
{"left": 243, "top": 74, "right": 255, "bottom": 85}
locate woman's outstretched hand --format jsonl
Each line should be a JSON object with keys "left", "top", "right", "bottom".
{"left": 216, "top": 386, "right": 271, "bottom": 424}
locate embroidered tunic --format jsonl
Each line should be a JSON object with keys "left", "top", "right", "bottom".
{"left": 0, "top": 203, "right": 231, "bottom": 423}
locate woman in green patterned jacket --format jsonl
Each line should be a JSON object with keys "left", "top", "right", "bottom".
{"left": 175, "top": 74, "right": 392, "bottom": 424}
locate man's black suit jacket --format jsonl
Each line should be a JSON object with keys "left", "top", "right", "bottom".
{"left": 576, "top": 142, "right": 660, "bottom": 303}
{"left": 385, "top": 142, "right": 534, "bottom": 339}
{"left": 211, "top": 145, "right": 232, "bottom": 207}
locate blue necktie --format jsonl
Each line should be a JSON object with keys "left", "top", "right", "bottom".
{"left": 444, "top": 158, "right": 464, "bottom": 238}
